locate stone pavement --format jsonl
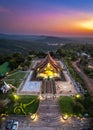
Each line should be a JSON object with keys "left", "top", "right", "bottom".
{"left": 37, "top": 98, "right": 61, "bottom": 127}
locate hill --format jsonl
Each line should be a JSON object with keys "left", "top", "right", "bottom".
{"left": 0, "top": 34, "right": 93, "bottom": 54}
{"left": 0, "top": 39, "right": 60, "bottom": 54}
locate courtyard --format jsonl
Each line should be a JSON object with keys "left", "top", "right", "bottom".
{"left": 18, "top": 58, "right": 77, "bottom": 96}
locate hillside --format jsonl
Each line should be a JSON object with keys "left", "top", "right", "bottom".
{"left": 0, "top": 34, "right": 93, "bottom": 54}
{"left": 0, "top": 39, "right": 60, "bottom": 54}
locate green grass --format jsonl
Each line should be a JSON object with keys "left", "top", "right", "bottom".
{"left": 6, "top": 95, "right": 39, "bottom": 115}
{"left": 8, "top": 69, "right": 18, "bottom": 75}
{"left": 0, "top": 90, "right": 13, "bottom": 100}
{"left": 58, "top": 96, "right": 93, "bottom": 117}
{"left": 58, "top": 96, "right": 74, "bottom": 116}
{"left": 5, "top": 71, "right": 26, "bottom": 88}
{"left": 0, "top": 62, "right": 10, "bottom": 75}
{"left": 0, "top": 93, "right": 39, "bottom": 115}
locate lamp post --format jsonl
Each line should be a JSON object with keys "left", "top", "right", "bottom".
{"left": 13, "top": 93, "right": 19, "bottom": 100}
{"left": 62, "top": 114, "right": 69, "bottom": 120}
{"left": 76, "top": 94, "right": 81, "bottom": 99}
{"left": 30, "top": 113, "right": 37, "bottom": 121}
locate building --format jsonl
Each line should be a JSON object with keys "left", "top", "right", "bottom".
{"left": 35, "top": 53, "right": 61, "bottom": 79}
{"left": 0, "top": 81, "right": 10, "bottom": 93}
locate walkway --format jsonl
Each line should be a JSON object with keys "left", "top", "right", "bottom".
{"left": 41, "top": 79, "right": 56, "bottom": 95}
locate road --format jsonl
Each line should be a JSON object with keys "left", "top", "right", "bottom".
{"left": 72, "top": 60, "right": 93, "bottom": 95}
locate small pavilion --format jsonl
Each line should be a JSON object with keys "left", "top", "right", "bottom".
{"left": 35, "top": 53, "right": 61, "bottom": 79}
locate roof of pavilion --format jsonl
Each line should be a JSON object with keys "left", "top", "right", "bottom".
{"left": 36, "top": 53, "right": 61, "bottom": 73}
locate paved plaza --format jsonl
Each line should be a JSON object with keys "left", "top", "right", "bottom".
{"left": 55, "top": 61, "right": 77, "bottom": 95}
{"left": 18, "top": 71, "right": 41, "bottom": 95}
{"left": 55, "top": 70, "right": 77, "bottom": 95}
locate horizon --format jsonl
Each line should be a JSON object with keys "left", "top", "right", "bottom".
{"left": 0, "top": 0, "right": 93, "bottom": 37}
{"left": 0, "top": 33, "right": 93, "bottom": 39}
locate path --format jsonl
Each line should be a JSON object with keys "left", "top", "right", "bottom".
{"left": 42, "top": 79, "right": 56, "bottom": 95}
{"left": 72, "top": 60, "right": 93, "bottom": 95}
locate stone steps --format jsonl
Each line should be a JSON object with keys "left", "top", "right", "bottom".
{"left": 40, "top": 99, "right": 58, "bottom": 104}
{"left": 37, "top": 98, "right": 62, "bottom": 127}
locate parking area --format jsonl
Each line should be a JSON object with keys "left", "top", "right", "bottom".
{"left": 1, "top": 115, "right": 92, "bottom": 130}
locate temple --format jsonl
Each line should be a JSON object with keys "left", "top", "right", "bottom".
{"left": 35, "top": 53, "right": 61, "bottom": 79}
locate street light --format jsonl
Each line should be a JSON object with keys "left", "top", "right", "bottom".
{"left": 76, "top": 94, "right": 81, "bottom": 99}
{"left": 39, "top": 95, "right": 44, "bottom": 100}
{"left": 13, "top": 94, "right": 19, "bottom": 100}
{"left": 31, "top": 113, "right": 37, "bottom": 121}
{"left": 62, "top": 114, "right": 69, "bottom": 120}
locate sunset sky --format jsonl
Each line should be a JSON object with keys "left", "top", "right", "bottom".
{"left": 0, "top": 0, "right": 93, "bottom": 37}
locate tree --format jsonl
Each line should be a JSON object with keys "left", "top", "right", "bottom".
{"left": 36, "top": 51, "right": 46, "bottom": 58}
{"left": 50, "top": 51, "right": 55, "bottom": 57}
{"left": 8, "top": 52, "right": 25, "bottom": 70}
{"left": 79, "top": 57, "right": 88, "bottom": 66}
{"left": 73, "top": 102, "right": 85, "bottom": 115}
{"left": 13, "top": 53, "right": 25, "bottom": 64}
{"left": 56, "top": 48, "right": 66, "bottom": 58}
{"left": 9, "top": 59, "right": 17, "bottom": 70}
{"left": 29, "top": 50, "right": 36, "bottom": 55}
{"left": 0, "top": 53, "right": 5, "bottom": 65}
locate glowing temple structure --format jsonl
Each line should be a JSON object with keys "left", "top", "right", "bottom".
{"left": 36, "top": 53, "right": 61, "bottom": 79}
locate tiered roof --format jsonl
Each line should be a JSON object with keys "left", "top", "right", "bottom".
{"left": 36, "top": 53, "right": 60, "bottom": 73}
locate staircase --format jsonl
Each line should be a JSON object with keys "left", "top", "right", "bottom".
{"left": 33, "top": 78, "right": 62, "bottom": 127}
{"left": 37, "top": 98, "right": 62, "bottom": 127}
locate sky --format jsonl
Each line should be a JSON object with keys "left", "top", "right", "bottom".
{"left": 0, "top": 0, "right": 93, "bottom": 37}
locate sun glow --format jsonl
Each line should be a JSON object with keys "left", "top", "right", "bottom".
{"left": 79, "top": 19, "right": 93, "bottom": 30}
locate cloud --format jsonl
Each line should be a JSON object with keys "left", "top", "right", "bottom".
{"left": 0, "top": 6, "right": 12, "bottom": 14}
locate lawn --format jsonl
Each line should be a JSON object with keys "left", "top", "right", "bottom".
{"left": 0, "top": 90, "right": 12, "bottom": 100}
{"left": 58, "top": 96, "right": 93, "bottom": 117}
{"left": 0, "top": 62, "right": 10, "bottom": 76}
{"left": 58, "top": 96, "right": 74, "bottom": 116}
{"left": 5, "top": 95, "right": 39, "bottom": 115}
{"left": 5, "top": 71, "right": 26, "bottom": 88}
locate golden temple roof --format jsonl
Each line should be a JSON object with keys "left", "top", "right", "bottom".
{"left": 36, "top": 53, "right": 60, "bottom": 73}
